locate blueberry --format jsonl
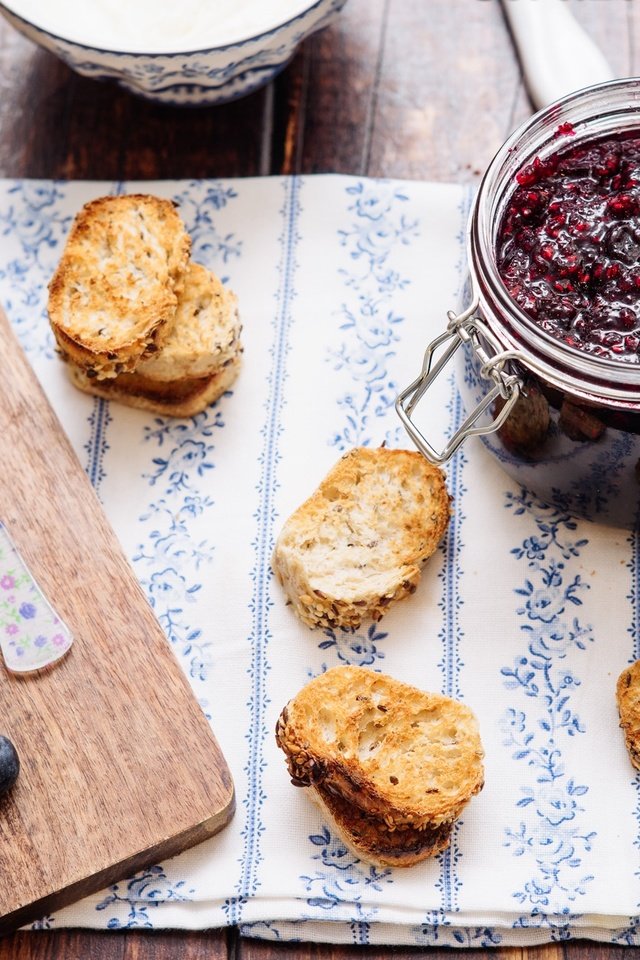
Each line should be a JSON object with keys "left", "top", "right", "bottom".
{"left": 0, "top": 736, "right": 20, "bottom": 796}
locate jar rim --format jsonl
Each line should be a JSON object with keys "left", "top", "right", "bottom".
{"left": 470, "top": 77, "right": 640, "bottom": 404}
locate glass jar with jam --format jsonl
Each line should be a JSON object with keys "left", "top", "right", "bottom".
{"left": 398, "top": 78, "right": 640, "bottom": 529}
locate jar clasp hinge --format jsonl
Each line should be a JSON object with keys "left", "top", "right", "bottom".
{"left": 395, "top": 301, "right": 523, "bottom": 465}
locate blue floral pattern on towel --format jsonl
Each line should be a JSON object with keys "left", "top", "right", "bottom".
{"left": 301, "top": 826, "right": 392, "bottom": 913}
{"left": 96, "top": 867, "right": 195, "bottom": 929}
{"left": 133, "top": 410, "right": 225, "bottom": 686}
{"left": 0, "top": 181, "right": 71, "bottom": 358}
{"left": 328, "top": 180, "right": 418, "bottom": 451}
{"left": 502, "top": 491, "right": 595, "bottom": 933}
{"left": 318, "top": 623, "right": 388, "bottom": 666}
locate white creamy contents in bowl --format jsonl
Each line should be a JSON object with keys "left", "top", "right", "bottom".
{"left": 6, "top": 0, "right": 317, "bottom": 52}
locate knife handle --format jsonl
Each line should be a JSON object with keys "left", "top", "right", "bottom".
{"left": 501, "top": 0, "right": 614, "bottom": 111}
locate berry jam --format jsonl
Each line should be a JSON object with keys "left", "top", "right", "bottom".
{"left": 497, "top": 131, "right": 640, "bottom": 363}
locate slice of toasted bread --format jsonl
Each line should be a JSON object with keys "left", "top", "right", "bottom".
{"left": 48, "top": 194, "right": 191, "bottom": 372}
{"left": 134, "top": 262, "right": 241, "bottom": 382}
{"left": 67, "top": 350, "right": 241, "bottom": 418}
{"left": 617, "top": 660, "right": 640, "bottom": 770}
{"left": 53, "top": 261, "right": 241, "bottom": 382}
{"left": 311, "top": 783, "right": 453, "bottom": 867}
{"left": 272, "top": 447, "right": 450, "bottom": 629}
{"left": 276, "top": 666, "right": 484, "bottom": 830}
{"left": 51, "top": 321, "right": 169, "bottom": 380}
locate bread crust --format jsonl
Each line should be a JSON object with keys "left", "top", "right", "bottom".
{"left": 310, "top": 783, "right": 453, "bottom": 867}
{"left": 617, "top": 660, "right": 640, "bottom": 770}
{"left": 51, "top": 321, "right": 171, "bottom": 380}
{"left": 276, "top": 666, "right": 484, "bottom": 835}
{"left": 67, "top": 351, "right": 241, "bottom": 418}
{"left": 48, "top": 194, "right": 191, "bottom": 371}
{"left": 272, "top": 447, "right": 451, "bottom": 629}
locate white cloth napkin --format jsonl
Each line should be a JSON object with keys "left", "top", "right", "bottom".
{"left": 2, "top": 176, "right": 640, "bottom": 947}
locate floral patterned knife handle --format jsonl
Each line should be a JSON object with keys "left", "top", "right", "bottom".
{"left": 0, "top": 521, "right": 73, "bottom": 673}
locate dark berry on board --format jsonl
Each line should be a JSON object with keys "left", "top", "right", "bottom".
{"left": 0, "top": 736, "right": 20, "bottom": 797}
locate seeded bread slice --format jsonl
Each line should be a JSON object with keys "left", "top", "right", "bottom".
{"left": 67, "top": 351, "right": 241, "bottom": 418}
{"left": 53, "top": 260, "right": 241, "bottom": 383}
{"left": 311, "top": 782, "right": 453, "bottom": 867}
{"left": 276, "top": 665, "right": 484, "bottom": 830}
{"left": 272, "top": 447, "right": 450, "bottom": 629}
{"left": 48, "top": 194, "right": 191, "bottom": 374}
{"left": 617, "top": 660, "right": 640, "bottom": 770}
{"left": 51, "top": 322, "right": 167, "bottom": 380}
{"left": 134, "top": 262, "right": 241, "bottom": 382}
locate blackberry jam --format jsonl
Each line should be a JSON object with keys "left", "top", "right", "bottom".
{"left": 397, "top": 80, "right": 640, "bottom": 529}
{"left": 497, "top": 132, "right": 640, "bottom": 363}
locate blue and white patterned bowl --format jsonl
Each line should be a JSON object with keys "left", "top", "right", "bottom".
{"left": 0, "top": 0, "right": 347, "bottom": 105}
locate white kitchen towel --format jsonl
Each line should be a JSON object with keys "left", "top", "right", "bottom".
{"left": 2, "top": 176, "right": 640, "bottom": 947}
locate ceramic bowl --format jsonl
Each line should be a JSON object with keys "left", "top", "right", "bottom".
{"left": 0, "top": 0, "right": 347, "bottom": 105}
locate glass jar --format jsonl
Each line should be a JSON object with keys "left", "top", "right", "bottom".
{"left": 397, "top": 78, "right": 640, "bottom": 529}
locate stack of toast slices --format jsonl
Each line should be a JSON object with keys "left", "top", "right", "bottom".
{"left": 276, "top": 665, "right": 485, "bottom": 867}
{"left": 48, "top": 194, "right": 242, "bottom": 417}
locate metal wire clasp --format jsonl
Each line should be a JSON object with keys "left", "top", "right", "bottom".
{"left": 396, "top": 301, "right": 522, "bottom": 465}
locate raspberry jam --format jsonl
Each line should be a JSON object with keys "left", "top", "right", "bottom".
{"left": 497, "top": 132, "right": 640, "bottom": 363}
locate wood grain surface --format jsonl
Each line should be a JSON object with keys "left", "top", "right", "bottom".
{"left": 0, "top": 0, "right": 638, "bottom": 958}
{"left": 0, "top": 308, "right": 234, "bottom": 932}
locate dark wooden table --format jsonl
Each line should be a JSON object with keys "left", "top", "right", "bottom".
{"left": 0, "top": 0, "right": 638, "bottom": 958}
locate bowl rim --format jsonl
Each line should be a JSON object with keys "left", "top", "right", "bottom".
{"left": 0, "top": 0, "right": 336, "bottom": 56}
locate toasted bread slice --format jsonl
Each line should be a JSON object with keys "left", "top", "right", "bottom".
{"left": 53, "top": 261, "right": 241, "bottom": 382}
{"left": 48, "top": 194, "right": 191, "bottom": 373}
{"left": 67, "top": 351, "right": 241, "bottom": 418}
{"left": 272, "top": 447, "right": 450, "bottom": 629}
{"left": 617, "top": 660, "right": 640, "bottom": 770}
{"left": 276, "top": 666, "right": 484, "bottom": 830}
{"left": 311, "top": 783, "right": 453, "bottom": 867}
{"left": 134, "top": 262, "right": 241, "bottom": 382}
{"left": 51, "top": 321, "right": 169, "bottom": 380}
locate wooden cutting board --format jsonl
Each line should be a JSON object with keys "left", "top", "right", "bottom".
{"left": 0, "top": 308, "right": 235, "bottom": 933}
